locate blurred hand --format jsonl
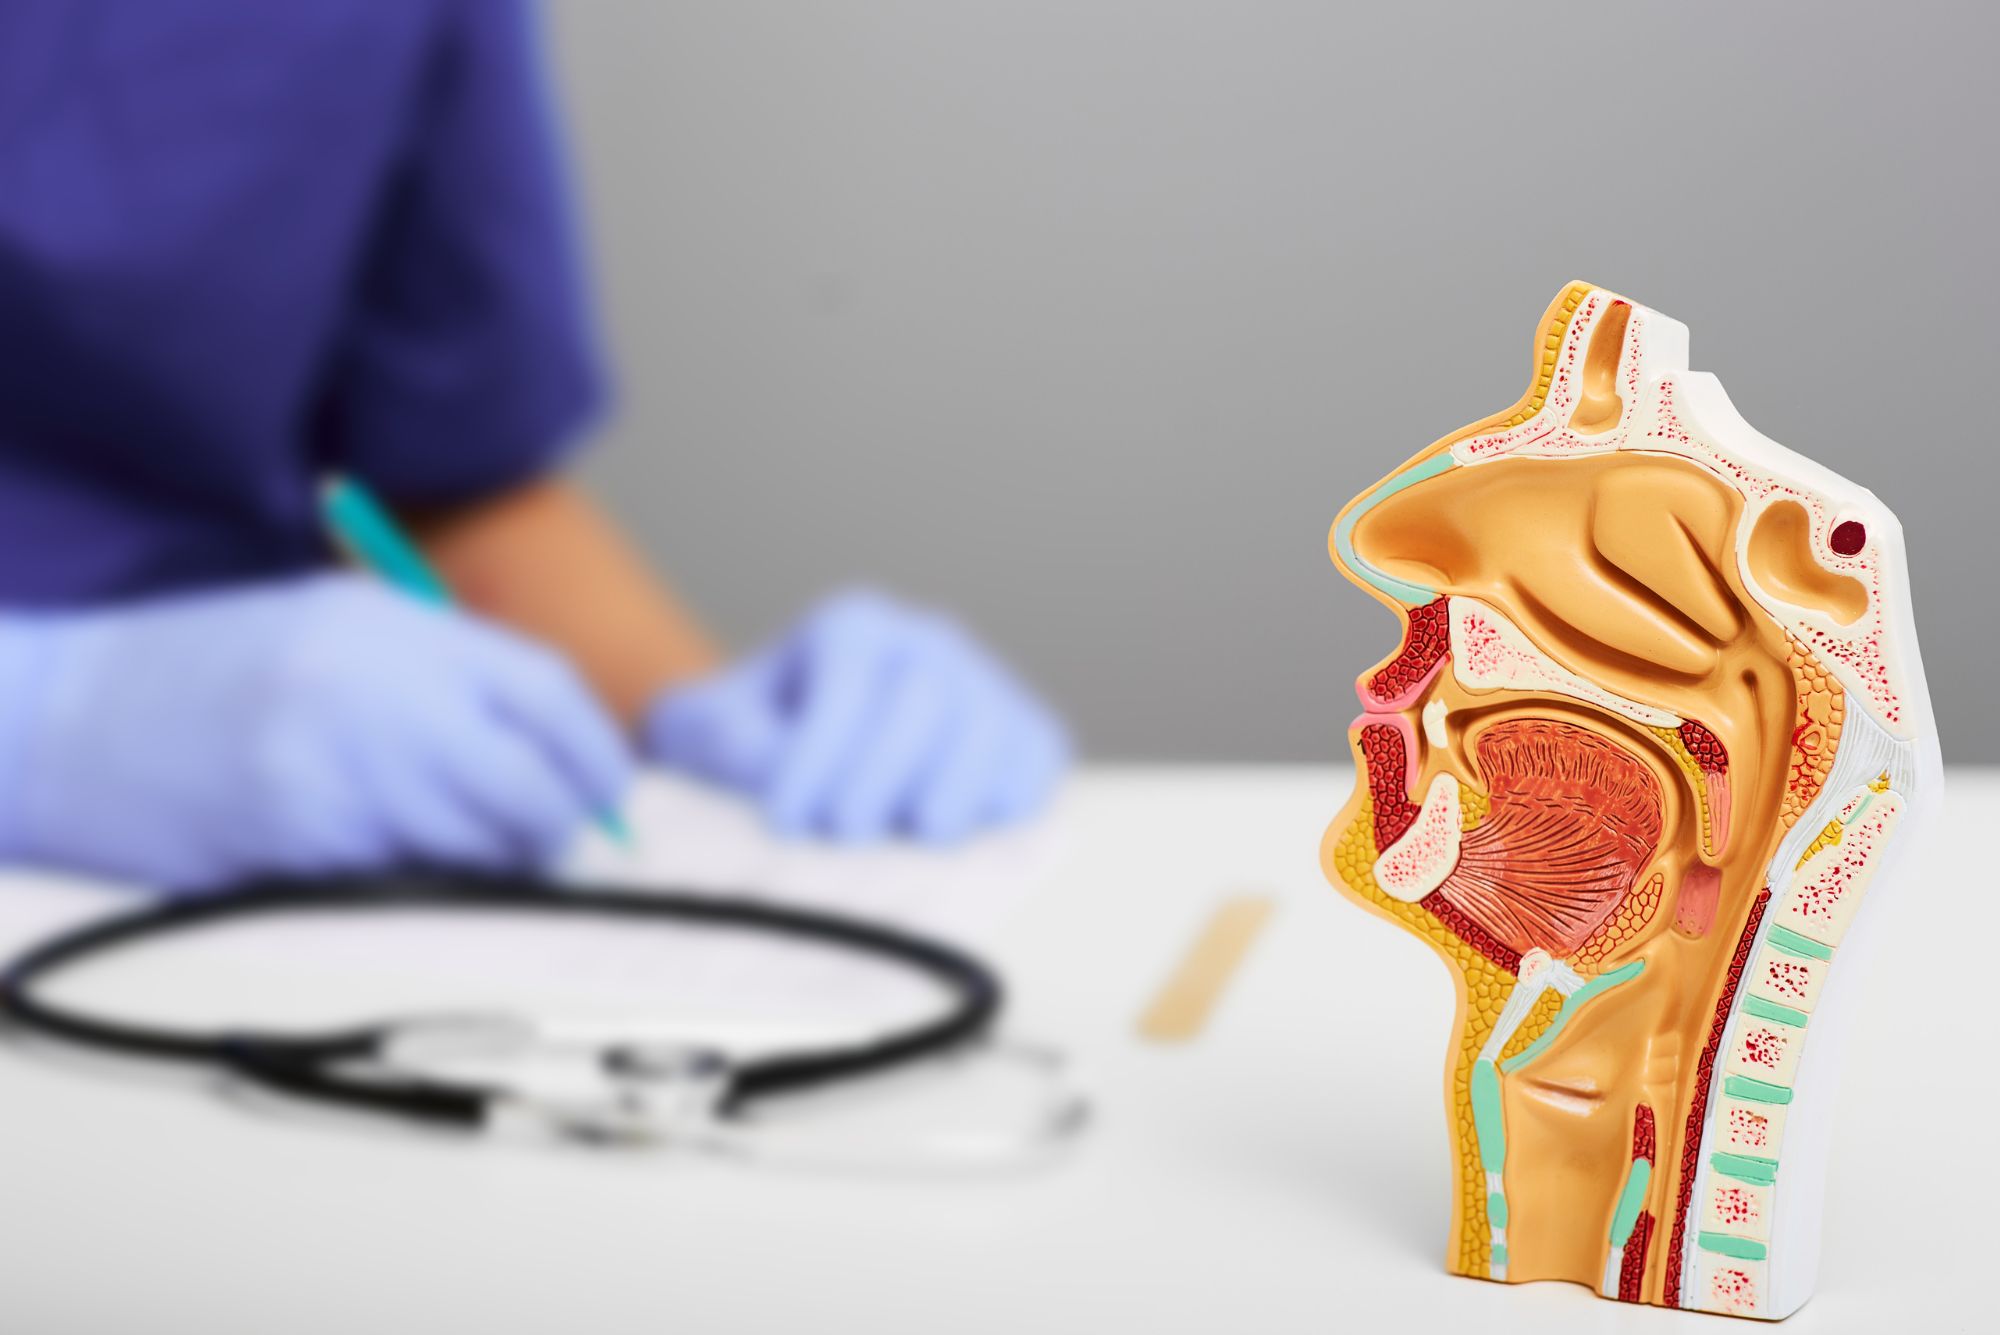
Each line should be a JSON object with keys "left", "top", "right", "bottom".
{"left": 644, "top": 589, "right": 1069, "bottom": 843}
{"left": 0, "top": 574, "right": 631, "bottom": 890}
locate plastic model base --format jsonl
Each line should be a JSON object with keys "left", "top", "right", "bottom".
{"left": 1321, "top": 282, "right": 1941, "bottom": 1319}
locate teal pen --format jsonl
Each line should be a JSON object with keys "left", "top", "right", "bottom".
{"left": 318, "top": 474, "right": 634, "bottom": 845}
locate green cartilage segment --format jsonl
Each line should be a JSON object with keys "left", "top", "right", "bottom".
{"left": 1698, "top": 1232, "right": 1768, "bottom": 1261}
{"left": 1724, "top": 1075, "right": 1794, "bottom": 1105}
{"left": 1607, "top": 1159, "right": 1653, "bottom": 1248}
{"left": 1767, "top": 925, "right": 1834, "bottom": 960}
{"left": 1471, "top": 1057, "right": 1512, "bottom": 1275}
{"left": 1471, "top": 1058, "right": 1506, "bottom": 1174}
{"left": 1332, "top": 453, "right": 1456, "bottom": 605}
{"left": 1711, "top": 1152, "right": 1778, "bottom": 1186}
{"left": 1498, "top": 960, "right": 1645, "bottom": 1075}
{"left": 1743, "top": 995, "right": 1809, "bottom": 1027}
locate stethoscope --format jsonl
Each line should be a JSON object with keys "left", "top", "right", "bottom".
{"left": 0, "top": 872, "right": 1088, "bottom": 1170}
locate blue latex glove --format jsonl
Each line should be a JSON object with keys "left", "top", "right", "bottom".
{"left": 0, "top": 574, "right": 632, "bottom": 890}
{"left": 645, "top": 590, "right": 1069, "bottom": 844}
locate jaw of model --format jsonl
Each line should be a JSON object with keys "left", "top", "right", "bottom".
{"left": 1322, "top": 283, "right": 1941, "bottom": 1319}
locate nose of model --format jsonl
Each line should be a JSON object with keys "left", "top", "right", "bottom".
{"left": 1329, "top": 450, "right": 1461, "bottom": 606}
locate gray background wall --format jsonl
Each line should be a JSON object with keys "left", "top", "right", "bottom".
{"left": 548, "top": 1, "right": 1997, "bottom": 762}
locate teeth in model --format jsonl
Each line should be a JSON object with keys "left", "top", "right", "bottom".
{"left": 1422, "top": 697, "right": 1450, "bottom": 748}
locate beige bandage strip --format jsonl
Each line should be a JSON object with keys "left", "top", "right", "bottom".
{"left": 1137, "top": 895, "right": 1276, "bottom": 1043}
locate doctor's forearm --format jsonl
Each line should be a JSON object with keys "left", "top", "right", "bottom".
{"left": 403, "top": 478, "right": 722, "bottom": 726}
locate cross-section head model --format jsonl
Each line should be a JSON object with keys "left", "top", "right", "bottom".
{"left": 1322, "top": 282, "right": 1941, "bottom": 1319}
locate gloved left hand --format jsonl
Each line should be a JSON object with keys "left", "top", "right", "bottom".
{"left": 644, "top": 590, "right": 1069, "bottom": 843}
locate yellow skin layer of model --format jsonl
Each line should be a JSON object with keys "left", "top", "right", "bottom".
{"left": 1321, "top": 283, "right": 1936, "bottom": 1319}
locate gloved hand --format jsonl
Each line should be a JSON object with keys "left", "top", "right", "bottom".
{"left": 0, "top": 574, "right": 631, "bottom": 890}
{"left": 644, "top": 589, "right": 1069, "bottom": 844}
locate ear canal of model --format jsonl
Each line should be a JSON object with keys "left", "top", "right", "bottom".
{"left": 1745, "top": 500, "right": 1868, "bottom": 626}
{"left": 1568, "top": 299, "right": 1630, "bottom": 435}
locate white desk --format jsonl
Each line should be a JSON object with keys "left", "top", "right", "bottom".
{"left": 1, "top": 766, "right": 1990, "bottom": 1334}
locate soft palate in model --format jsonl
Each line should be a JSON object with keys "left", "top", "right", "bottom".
{"left": 1322, "top": 282, "right": 1941, "bottom": 1319}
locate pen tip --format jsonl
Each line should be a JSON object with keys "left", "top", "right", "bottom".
{"left": 598, "top": 810, "right": 635, "bottom": 847}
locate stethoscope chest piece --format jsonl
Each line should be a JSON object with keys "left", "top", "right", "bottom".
{"left": 370, "top": 1012, "right": 738, "bottom": 1148}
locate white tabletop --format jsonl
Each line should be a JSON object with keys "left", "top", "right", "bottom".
{"left": 0, "top": 765, "right": 1990, "bottom": 1334}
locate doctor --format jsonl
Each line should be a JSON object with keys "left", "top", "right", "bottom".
{"left": 0, "top": 1, "right": 1068, "bottom": 889}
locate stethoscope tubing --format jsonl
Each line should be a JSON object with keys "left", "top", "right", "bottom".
{"left": 0, "top": 870, "right": 1005, "bottom": 1133}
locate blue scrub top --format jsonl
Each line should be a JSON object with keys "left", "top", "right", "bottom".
{"left": 0, "top": 0, "right": 604, "bottom": 605}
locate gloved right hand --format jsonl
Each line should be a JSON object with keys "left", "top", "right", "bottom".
{"left": 0, "top": 573, "right": 631, "bottom": 891}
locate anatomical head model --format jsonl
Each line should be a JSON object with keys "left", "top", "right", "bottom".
{"left": 1323, "top": 283, "right": 1940, "bottom": 1319}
